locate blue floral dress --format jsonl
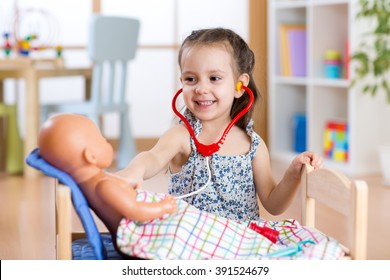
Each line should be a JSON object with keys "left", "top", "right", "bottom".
{"left": 168, "top": 109, "right": 261, "bottom": 222}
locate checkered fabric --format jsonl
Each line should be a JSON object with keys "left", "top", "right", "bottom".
{"left": 116, "top": 190, "right": 344, "bottom": 260}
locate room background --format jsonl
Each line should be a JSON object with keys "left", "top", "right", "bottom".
{"left": 0, "top": 0, "right": 250, "bottom": 141}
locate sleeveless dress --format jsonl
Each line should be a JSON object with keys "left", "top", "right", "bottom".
{"left": 168, "top": 109, "right": 261, "bottom": 222}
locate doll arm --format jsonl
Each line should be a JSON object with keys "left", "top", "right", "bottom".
{"left": 96, "top": 180, "right": 177, "bottom": 222}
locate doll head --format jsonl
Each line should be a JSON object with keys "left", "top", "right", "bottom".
{"left": 38, "top": 114, "right": 113, "bottom": 175}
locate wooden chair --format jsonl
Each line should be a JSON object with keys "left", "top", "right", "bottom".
{"left": 26, "top": 148, "right": 117, "bottom": 259}
{"left": 55, "top": 181, "right": 114, "bottom": 260}
{"left": 55, "top": 183, "right": 72, "bottom": 259}
{"left": 300, "top": 164, "right": 368, "bottom": 260}
{"left": 54, "top": 180, "right": 121, "bottom": 260}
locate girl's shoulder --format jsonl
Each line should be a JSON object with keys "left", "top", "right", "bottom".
{"left": 164, "top": 123, "right": 191, "bottom": 141}
{"left": 160, "top": 124, "right": 192, "bottom": 157}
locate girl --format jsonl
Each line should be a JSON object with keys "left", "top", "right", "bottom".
{"left": 117, "top": 28, "right": 322, "bottom": 222}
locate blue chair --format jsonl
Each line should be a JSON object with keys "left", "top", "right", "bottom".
{"left": 41, "top": 15, "right": 140, "bottom": 168}
{"left": 26, "top": 148, "right": 125, "bottom": 259}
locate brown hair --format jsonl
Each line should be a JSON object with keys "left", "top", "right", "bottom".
{"left": 178, "top": 28, "right": 261, "bottom": 130}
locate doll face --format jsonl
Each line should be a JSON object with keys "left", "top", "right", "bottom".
{"left": 88, "top": 123, "right": 114, "bottom": 169}
{"left": 39, "top": 114, "right": 114, "bottom": 170}
{"left": 179, "top": 44, "right": 240, "bottom": 124}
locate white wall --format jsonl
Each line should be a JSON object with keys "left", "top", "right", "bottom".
{"left": 1, "top": 0, "right": 249, "bottom": 138}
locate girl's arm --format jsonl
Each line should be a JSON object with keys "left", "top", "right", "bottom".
{"left": 252, "top": 139, "right": 322, "bottom": 215}
{"left": 115, "top": 124, "right": 190, "bottom": 188}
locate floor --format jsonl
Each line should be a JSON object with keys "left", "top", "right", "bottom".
{"left": 0, "top": 160, "right": 389, "bottom": 260}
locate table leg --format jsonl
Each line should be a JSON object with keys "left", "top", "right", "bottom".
{"left": 0, "top": 80, "right": 5, "bottom": 172}
{"left": 24, "top": 69, "right": 39, "bottom": 178}
{"left": 85, "top": 75, "right": 91, "bottom": 101}
{"left": 0, "top": 80, "right": 3, "bottom": 102}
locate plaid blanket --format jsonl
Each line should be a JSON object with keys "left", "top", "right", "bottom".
{"left": 116, "top": 190, "right": 344, "bottom": 260}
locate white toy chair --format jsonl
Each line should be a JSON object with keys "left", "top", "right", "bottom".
{"left": 41, "top": 15, "right": 140, "bottom": 168}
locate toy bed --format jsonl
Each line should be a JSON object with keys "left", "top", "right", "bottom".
{"left": 26, "top": 148, "right": 368, "bottom": 260}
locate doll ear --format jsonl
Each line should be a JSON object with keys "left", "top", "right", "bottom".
{"left": 83, "top": 148, "right": 97, "bottom": 164}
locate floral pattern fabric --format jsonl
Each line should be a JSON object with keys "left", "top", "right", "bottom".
{"left": 168, "top": 109, "right": 261, "bottom": 222}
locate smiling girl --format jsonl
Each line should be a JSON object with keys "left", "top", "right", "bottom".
{"left": 117, "top": 28, "right": 322, "bottom": 222}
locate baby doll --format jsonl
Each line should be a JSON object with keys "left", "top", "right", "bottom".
{"left": 38, "top": 114, "right": 177, "bottom": 251}
{"left": 37, "top": 114, "right": 343, "bottom": 260}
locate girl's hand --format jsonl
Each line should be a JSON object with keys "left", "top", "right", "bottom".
{"left": 298, "top": 151, "right": 323, "bottom": 169}
{"left": 290, "top": 151, "right": 323, "bottom": 180}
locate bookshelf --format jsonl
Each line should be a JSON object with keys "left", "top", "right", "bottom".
{"left": 267, "top": 0, "right": 390, "bottom": 175}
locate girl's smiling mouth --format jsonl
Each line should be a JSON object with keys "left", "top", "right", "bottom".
{"left": 196, "top": 100, "right": 215, "bottom": 106}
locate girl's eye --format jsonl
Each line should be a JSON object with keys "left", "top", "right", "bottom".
{"left": 210, "top": 76, "right": 221, "bottom": 81}
{"left": 184, "top": 77, "right": 195, "bottom": 83}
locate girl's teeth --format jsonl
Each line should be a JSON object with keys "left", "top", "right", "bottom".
{"left": 198, "top": 101, "right": 214, "bottom": 106}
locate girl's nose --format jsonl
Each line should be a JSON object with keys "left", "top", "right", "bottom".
{"left": 195, "top": 81, "right": 208, "bottom": 95}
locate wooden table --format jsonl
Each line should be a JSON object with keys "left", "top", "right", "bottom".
{"left": 0, "top": 60, "right": 92, "bottom": 177}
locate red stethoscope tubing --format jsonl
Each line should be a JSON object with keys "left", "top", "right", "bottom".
{"left": 171, "top": 85, "right": 254, "bottom": 157}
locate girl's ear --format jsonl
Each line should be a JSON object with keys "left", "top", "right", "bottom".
{"left": 234, "top": 73, "right": 250, "bottom": 98}
{"left": 83, "top": 148, "right": 97, "bottom": 164}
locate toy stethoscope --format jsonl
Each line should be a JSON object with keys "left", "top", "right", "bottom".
{"left": 265, "top": 240, "right": 316, "bottom": 258}
{"left": 172, "top": 82, "right": 254, "bottom": 199}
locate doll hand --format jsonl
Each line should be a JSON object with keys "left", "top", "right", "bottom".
{"left": 160, "top": 196, "right": 178, "bottom": 214}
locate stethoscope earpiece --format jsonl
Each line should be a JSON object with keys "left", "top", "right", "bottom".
{"left": 236, "top": 81, "right": 243, "bottom": 91}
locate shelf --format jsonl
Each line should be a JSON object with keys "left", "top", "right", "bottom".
{"left": 274, "top": 1, "right": 308, "bottom": 9}
{"left": 274, "top": 0, "right": 349, "bottom": 9}
{"left": 274, "top": 76, "right": 308, "bottom": 85}
{"left": 267, "top": 0, "right": 387, "bottom": 175}
{"left": 274, "top": 77, "right": 350, "bottom": 88}
{"left": 311, "top": 78, "right": 350, "bottom": 88}
{"left": 310, "top": 0, "right": 349, "bottom": 6}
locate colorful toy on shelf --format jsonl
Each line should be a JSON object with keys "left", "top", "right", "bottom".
{"left": 324, "top": 50, "right": 342, "bottom": 78}
{"left": 3, "top": 32, "right": 12, "bottom": 56}
{"left": 18, "top": 34, "right": 37, "bottom": 56}
{"left": 12, "top": 8, "right": 61, "bottom": 56}
{"left": 323, "top": 119, "right": 348, "bottom": 162}
{"left": 55, "top": 45, "right": 63, "bottom": 57}
{"left": 292, "top": 113, "right": 306, "bottom": 153}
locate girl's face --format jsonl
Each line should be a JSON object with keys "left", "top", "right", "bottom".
{"left": 180, "top": 44, "right": 242, "bottom": 124}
